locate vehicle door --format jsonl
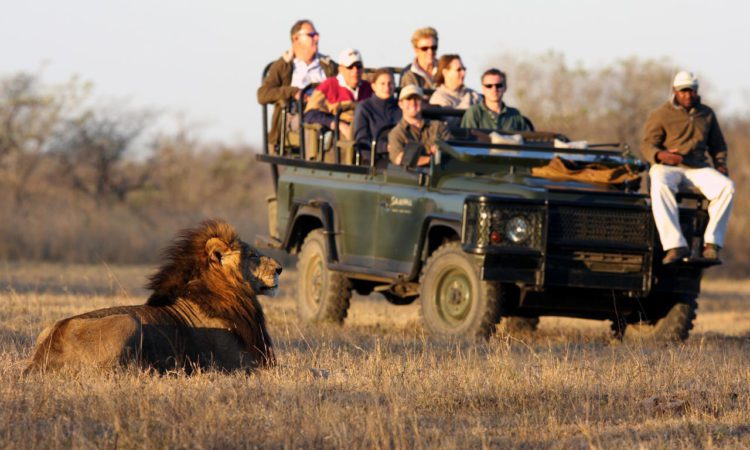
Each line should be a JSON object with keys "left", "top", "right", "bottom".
{"left": 282, "top": 167, "right": 379, "bottom": 266}
{"left": 373, "top": 167, "right": 428, "bottom": 274}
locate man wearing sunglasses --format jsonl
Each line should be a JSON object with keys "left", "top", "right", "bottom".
{"left": 257, "top": 19, "right": 337, "bottom": 149}
{"left": 304, "top": 48, "right": 373, "bottom": 140}
{"left": 460, "top": 68, "right": 531, "bottom": 132}
{"left": 400, "top": 27, "right": 439, "bottom": 90}
{"left": 642, "top": 71, "right": 734, "bottom": 264}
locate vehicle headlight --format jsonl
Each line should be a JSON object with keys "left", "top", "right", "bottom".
{"left": 505, "top": 216, "right": 531, "bottom": 244}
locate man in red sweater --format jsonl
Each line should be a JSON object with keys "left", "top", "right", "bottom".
{"left": 304, "top": 48, "right": 373, "bottom": 139}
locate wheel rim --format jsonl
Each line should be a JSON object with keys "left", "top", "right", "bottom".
{"left": 435, "top": 267, "right": 473, "bottom": 327}
{"left": 304, "top": 253, "right": 324, "bottom": 310}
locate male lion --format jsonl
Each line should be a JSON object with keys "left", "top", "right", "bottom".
{"left": 26, "top": 220, "right": 281, "bottom": 373}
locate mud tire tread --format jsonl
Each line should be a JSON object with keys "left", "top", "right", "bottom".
{"left": 296, "top": 229, "right": 352, "bottom": 324}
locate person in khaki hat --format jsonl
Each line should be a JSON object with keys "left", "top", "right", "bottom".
{"left": 388, "top": 85, "right": 451, "bottom": 167}
{"left": 641, "top": 70, "right": 734, "bottom": 264}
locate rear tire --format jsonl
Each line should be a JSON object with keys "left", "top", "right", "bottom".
{"left": 296, "top": 230, "right": 352, "bottom": 324}
{"left": 622, "top": 294, "right": 697, "bottom": 342}
{"left": 419, "top": 242, "right": 502, "bottom": 339}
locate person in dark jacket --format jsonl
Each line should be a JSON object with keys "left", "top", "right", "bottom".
{"left": 353, "top": 68, "right": 402, "bottom": 166}
{"left": 257, "top": 19, "right": 336, "bottom": 149}
{"left": 641, "top": 70, "right": 734, "bottom": 264}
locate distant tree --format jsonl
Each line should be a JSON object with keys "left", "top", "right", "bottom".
{"left": 52, "top": 106, "right": 155, "bottom": 206}
{"left": 493, "top": 51, "right": 594, "bottom": 136}
{"left": 0, "top": 72, "right": 88, "bottom": 206}
{"left": 591, "top": 57, "right": 674, "bottom": 150}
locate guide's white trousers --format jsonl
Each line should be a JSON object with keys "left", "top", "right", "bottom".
{"left": 649, "top": 164, "right": 735, "bottom": 250}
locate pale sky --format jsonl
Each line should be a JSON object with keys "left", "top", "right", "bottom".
{"left": 2, "top": 0, "right": 748, "bottom": 148}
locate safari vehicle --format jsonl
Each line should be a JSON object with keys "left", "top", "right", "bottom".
{"left": 256, "top": 68, "right": 718, "bottom": 341}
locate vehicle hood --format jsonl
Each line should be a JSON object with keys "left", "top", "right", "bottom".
{"left": 435, "top": 172, "right": 636, "bottom": 199}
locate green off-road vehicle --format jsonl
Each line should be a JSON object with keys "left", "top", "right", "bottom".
{"left": 256, "top": 82, "right": 718, "bottom": 341}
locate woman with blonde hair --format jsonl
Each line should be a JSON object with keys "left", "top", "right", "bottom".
{"left": 400, "top": 27, "right": 439, "bottom": 90}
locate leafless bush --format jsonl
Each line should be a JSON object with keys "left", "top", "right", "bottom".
{"left": 51, "top": 105, "right": 155, "bottom": 206}
{"left": 0, "top": 73, "right": 88, "bottom": 206}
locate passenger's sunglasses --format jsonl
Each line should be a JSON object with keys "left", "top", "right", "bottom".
{"left": 483, "top": 83, "right": 505, "bottom": 89}
{"left": 297, "top": 31, "right": 319, "bottom": 39}
{"left": 417, "top": 45, "right": 438, "bottom": 52}
{"left": 347, "top": 62, "right": 363, "bottom": 70}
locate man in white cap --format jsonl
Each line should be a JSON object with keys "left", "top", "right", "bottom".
{"left": 641, "top": 71, "right": 734, "bottom": 264}
{"left": 304, "top": 48, "right": 373, "bottom": 139}
{"left": 388, "top": 84, "right": 451, "bottom": 167}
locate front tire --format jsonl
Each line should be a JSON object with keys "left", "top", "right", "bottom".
{"left": 296, "top": 229, "right": 352, "bottom": 324}
{"left": 419, "top": 242, "right": 502, "bottom": 339}
{"left": 621, "top": 294, "right": 697, "bottom": 342}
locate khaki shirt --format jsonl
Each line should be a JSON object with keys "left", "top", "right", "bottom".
{"left": 388, "top": 119, "right": 450, "bottom": 164}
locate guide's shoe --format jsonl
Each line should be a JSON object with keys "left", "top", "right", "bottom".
{"left": 662, "top": 246, "right": 689, "bottom": 265}
{"left": 702, "top": 243, "right": 721, "bottom": 261}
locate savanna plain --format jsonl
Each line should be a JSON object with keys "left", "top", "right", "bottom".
{"left": 2, "top": 263, "right": 750, "bottom": 449}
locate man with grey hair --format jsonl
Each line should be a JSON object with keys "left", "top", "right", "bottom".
{"left": 641, "top": 71, "right": 734, "bottom": 264}
{"left": 257, "top": 19, "right": 337, "bottom": 149}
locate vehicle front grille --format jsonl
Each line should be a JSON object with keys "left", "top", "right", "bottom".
{"left": 548, "top": 204, "right": 652, "bottom": 248}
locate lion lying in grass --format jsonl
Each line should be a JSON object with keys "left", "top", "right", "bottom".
{"left": 26, "top": 220, "right": 281, "bottom": 373}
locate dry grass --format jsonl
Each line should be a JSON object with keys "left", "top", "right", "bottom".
{"left": 2, "top": 263, "right": 750, "bottom": 449}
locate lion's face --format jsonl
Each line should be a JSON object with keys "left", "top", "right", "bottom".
{"left": 205, "top": 234, "right": 282, "bottom": 296}
{"left": 239, "top": 242, "right": 282, "bottom": 296}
